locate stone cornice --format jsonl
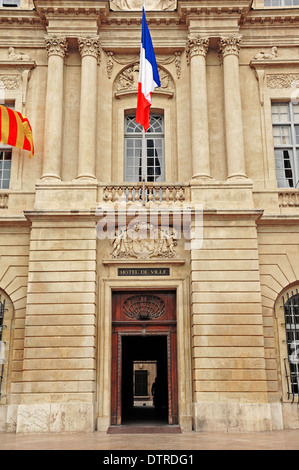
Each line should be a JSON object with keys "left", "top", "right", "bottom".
{"left": 0, "top": 9, "right": 42, "bottom": 26}
{"left": 243, "top": 8, "right": 299, "bottom": 26}
{"left": 0, "top": 60, "right": 36, "bottom": 69}
{"left": 178, "top": 0, "right": 252, "bottom": 21}
{"left": 34, "top": 0, "right": 110, "bottom": 25}
{"left": 250, "top": 59, "right": 299, "bottom": 70}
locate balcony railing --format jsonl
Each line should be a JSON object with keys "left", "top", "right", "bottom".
{"left": 0, "top": 193, "right": 8, "bottom": 209}
{"left": 279, "top": 190, "right": 299, "bottom": 209}
{"left": 99, "top": 183, "right": 190, "bottom": 207}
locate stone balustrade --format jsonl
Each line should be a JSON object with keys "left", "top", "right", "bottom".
{"left": 0, "top": 194, "right": 9, "bottom": 209}
{"left": 99, "top": 183, "right": 190, "bottom": 207}
{"left": 279, "top": 190, "right": 299, "bottom": 209}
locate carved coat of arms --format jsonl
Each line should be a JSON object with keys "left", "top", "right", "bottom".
{"left": 111, "top": 223, "right": 178, "bottom": 259}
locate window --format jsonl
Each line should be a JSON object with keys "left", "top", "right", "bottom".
{"left": 283, "top": 291, "right": 299, "bottom": 403}
{"left": 124, "top": 115, "right": 164, "bottom": 183}
{"left": 0, "top": 295, "right": 5, "bottom": 397}
{"left": 0, "top": 148, "right": 12, "bottom": 189}
{"left": 264, "top": 0, "right": 299, "bottom": 6}
{"left": 271, "top": 102, "right": 299, "bottom": 188}
{"left": 134, "top": 370, "right": 148, "bottom": 397}
{"left": 0, "top": 0, "right": 20, "bottom": 6}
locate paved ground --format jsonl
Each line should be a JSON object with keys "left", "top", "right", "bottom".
{"left": 0, "top": 429, "right": 299, "bottom": 450}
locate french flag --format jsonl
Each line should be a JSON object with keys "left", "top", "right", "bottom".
{"left": 136, "top": 7, "right": 161, "bottom": 131}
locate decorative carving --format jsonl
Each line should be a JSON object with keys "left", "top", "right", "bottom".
{"left": 266, "top": 74, "right": 299, "bottom": 89}
{"left": 254, "top": 46, "right": 278, "bottom": 60}
{"left": 78, "top": 36, "right": 101, "bottom": 60}
{"left": 218, "top": 35, "right": 242, "bottom": 58}
{"left": 0, "top": 75, "right": 20, "bottom": 90}
{"left": 186, "top": 36, "right": 209, "bottom": 64}
{"left": 114, "top": 63, "right": 174, "bottom": 93}
{"left": 123, "top": 294, "right": 165, "bottom": 321}
{"left": 45, "top": 35, "right": 68, "bottom": 58}
{"left": 7, "top": 47, "right": 31, "bottom": 61}
{"left": 110, "top": 0, "right": 176, "bottom": 11}
{"left": 106, "top": 51, "right": 114, "bottom": 79}
{"left": 111, "top": 223, "right": 178, "bottom": 259}
{"left": 174, "top": 52, "right": 181, "bottom": 79}
{"left": 110, "top": 53, "right": 181, "bottom": 79}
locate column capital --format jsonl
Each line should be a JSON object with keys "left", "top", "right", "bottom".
{"left": 218, "top": 34, "right": 242, "bottom": 58}
{"left": 45, "top": 35, "right": 68, "bottom": 59}
{"left": 78, "top": 36, "right": 101, "bottom": 60}
{"left": 186, "top": 35, "right": 209, "bottom": 65}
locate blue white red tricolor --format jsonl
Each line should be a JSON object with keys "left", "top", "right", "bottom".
{"left": 136, "top": 7, "right": 161, "bottom": 131}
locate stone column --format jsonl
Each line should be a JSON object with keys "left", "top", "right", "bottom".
{"left": 77, "top": 36, "right": 100, "bottom": 180}
{"left": 186, "top": 35, "right": 211, "bottom": 180}
{"left": 41, "top": 35, "right": 68, "bottom": 181}
{"left": 219, "top": 35, "right": 247, "bottom": 179}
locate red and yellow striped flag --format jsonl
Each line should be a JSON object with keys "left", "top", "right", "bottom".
{"left": 0, "top": 105, "right": 34, "bottom": 159}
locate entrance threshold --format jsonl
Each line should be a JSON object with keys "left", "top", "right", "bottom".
{"left": 107, "top": 425, "right": 182, "bottom": 434}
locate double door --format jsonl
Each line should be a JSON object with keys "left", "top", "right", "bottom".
{"left": 111, "top": 290, "right": 178, "bottom": 426}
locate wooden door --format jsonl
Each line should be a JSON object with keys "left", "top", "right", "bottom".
{"left": 111, "top": 290, "right": 178, "bottom": 426}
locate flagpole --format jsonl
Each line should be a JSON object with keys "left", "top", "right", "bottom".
{"left": 142, "top": 0, "right": 146, "bottom": 205}
{"left": 142, "top": 127, "right": 146, "bottom": 206}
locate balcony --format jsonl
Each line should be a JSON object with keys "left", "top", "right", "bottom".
{"left": 279, "top": 190, "right": 299, "bottom": 210}
{"left": 98, "top": 183, "right": 190, "bottom": 208}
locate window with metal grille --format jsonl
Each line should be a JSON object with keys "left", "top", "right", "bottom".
{"left": 0, "top": 296, "right": 5, "bottom": 397}
{"left": 134, "top": 370, "right": 148, "bottom": 396}
{"left": 283, "top": 290, "right": 299, "bottom": 403}
{"left": 124, "top": 114, "right": 164, "bottom": 183}
{"left": 271, "top": 102, "right": 299, "bottom": 188}
{"left": 264, "top": 0, "right": 299, "bottom": 6}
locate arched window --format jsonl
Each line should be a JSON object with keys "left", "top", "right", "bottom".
{"left": 124, "top": 114, "right": 164, "bottom": 183}
{"left": 0, "top": 291, "right": 13, "bottom": 402}
{"left": 282, "top": 289, "right": 299, "bottom": 403}
{"left": 0, "top": 294, "right": 6, "bottom": 397}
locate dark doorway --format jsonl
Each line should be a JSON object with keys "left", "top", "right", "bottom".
{"left": 111, "top": 290, "right": 178, "bottom": 428}
{"left": 121, "top": 335, "right": 168, "bottom": 425}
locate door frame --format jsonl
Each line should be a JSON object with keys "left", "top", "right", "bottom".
{"left": 97, "top": 277, "right": 192, "bottom": 432}
{"left": 112, "top": 329, "right": 178, "bottom": 426}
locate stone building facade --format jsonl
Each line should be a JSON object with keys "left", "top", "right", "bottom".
{"left": 0, "top": 0, "right": 299, "bottom": 434}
